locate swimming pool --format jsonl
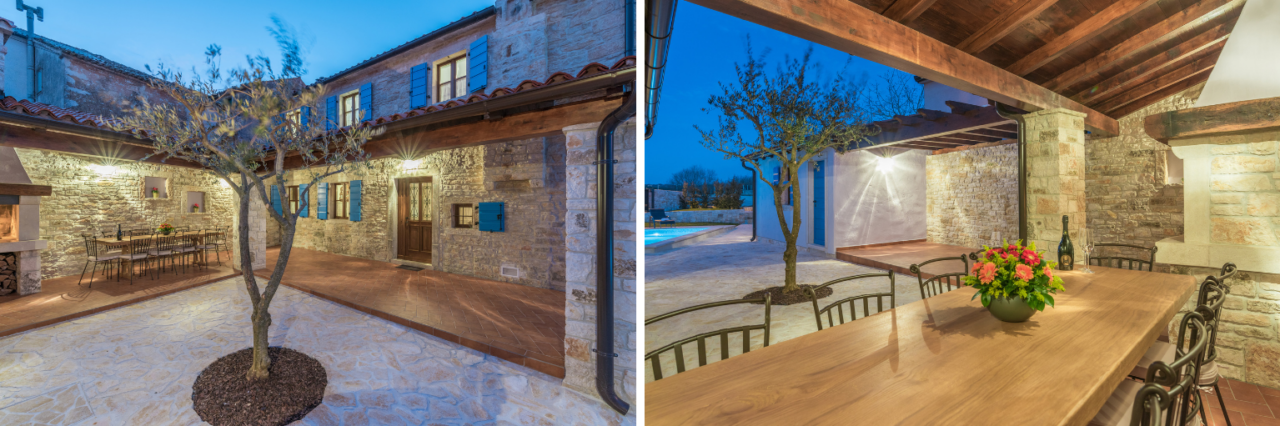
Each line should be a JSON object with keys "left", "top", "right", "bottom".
{"left": 645, "top": 227, "right": 709, "bottom": 245}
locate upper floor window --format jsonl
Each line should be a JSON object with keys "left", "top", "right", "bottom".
{"left": 339, "top": 90, "right": 360, "bottom": 127}
{"left": 437, "top": 55, "right": 468, "bottom": 101}
{"left": 285, "top": 109, "right": 302, "bottom": 133}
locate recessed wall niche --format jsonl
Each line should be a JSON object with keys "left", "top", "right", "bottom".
{"left": 186, "top": 191, "right": 206, "bottom": 213}
{"left": 143, "top": 176, "right": 168, "bottom": 199}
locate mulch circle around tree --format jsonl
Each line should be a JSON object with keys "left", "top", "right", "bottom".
{"left": 744, "top": 284, "right": 833, "bottom": 305}
{"left": 192, "top": 346, "right": 327, "bottom": 426}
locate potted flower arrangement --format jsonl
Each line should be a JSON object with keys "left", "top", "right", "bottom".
{"left": 963, "top": 240, "right": 1066, "bottom": 323}
{"left": 192, "top": 203, "right": 200, "bottom": 213}
{"left": 151, "top": 187, "right": 159, "bottom": 198}
{"left": 157, "top": 223, "right": 175, "bottom": 235}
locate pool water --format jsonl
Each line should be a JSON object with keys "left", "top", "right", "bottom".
{"left": 645, "top": 227, "right": 709, "bottom": 245}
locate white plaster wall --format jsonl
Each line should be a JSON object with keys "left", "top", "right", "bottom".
{"left": 921, "top": 80, "right": 987, "bottom": 111}
{"left": 4, "top": 35, "right": 28, "bottom": 100}
{"left": 1193, "top": 0, "right": 1280, "bottom": 107}
{"left": 755, "top": 156, "right": 800, "bottom": 247}
{"left": 831, "top": 149, "right": 927, "bottom": 250}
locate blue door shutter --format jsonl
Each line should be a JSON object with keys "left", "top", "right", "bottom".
{"left": 468, "top": 36, "right": 488, "bottom": 93}
{"left": 349, "top": 180, "right": 362, "bottom": 222}
{"left": 410, "top": 63, "right": 430, "bottom": 108}
{"left": 318, "top": 182, "right": 329, "bottom": 220}
{"left": 299, "top": 184, "right": 309, "bottom": 218}
{"left": 772, "top": 166, "right": 780, "bottom": 185}
{"left": 477, "top": 201, "right": 504, "bottom": 232}
{"left": 359, "top": 83, "right": 373, "bottom": 122}
{"left": 270, "top": 185, "right": 282, "bottom": 215}
{"left": 300, "top": 106, "right": 310, "bottom": 127}
{"left": 325, "top": 96, "right": 337, "bottom": 130}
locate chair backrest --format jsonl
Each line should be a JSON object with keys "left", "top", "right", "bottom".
{"left": 1217, "top": 262, "right": 1237, "bottom": 282}
{"left": 645, "top": 295, "right": 771, "bottom": 381}
{"left": 1089, "top": 243, "right": 1157, "bottom": 271}
{"left": 807, "top": 272, "right": 896, "bottom": 330}
{"left": 1135, "top": 312, "right": 1209, "bottom": 426}
{"left": 909, "top": 256, "right": 969, "bottom": 299}
{"left": 649, "top": 209, "right": 669, "bottom": 220}
{"left": 127, "top": 229, "right": 153, "bottom": 238}
{"left": 175, "top": 226, "right": 191, "bottom": 233}
{"left": 1197, "top": 276, "right": 1228, "bottom": 365}
{"left": 81, "top": 233, "right": 102, "bottom": 259}
{"left": 151, "top": 234, "right": 175, "bottom": 252}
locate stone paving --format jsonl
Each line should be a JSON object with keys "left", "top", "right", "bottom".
{"left": 645, "top": 225, "right": 923, "bottom": 382}
{"left": 0, "top": 278, "right": 634, "bottom": 425}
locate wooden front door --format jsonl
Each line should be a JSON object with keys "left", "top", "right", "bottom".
{"left": 396, "top": 176, "right": 433, "bottom": 263}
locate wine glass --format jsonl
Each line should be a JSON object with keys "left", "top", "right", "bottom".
{"left": 1082, "top": 231, "right": 1095, "bottom": 274}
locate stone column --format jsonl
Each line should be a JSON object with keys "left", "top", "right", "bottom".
{"left": 561, "top": 120, "right": 638, "bottom": 405}
{"left": 231, "top": 185, "right": 267, "bottom": 272}
{"left": 1024, "top": 108, "right": 1088, "bottom": 265}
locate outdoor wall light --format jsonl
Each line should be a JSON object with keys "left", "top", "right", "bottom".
{"left": 87, "top": 164, "right": 121, "bottom": 177}
{"left": 876, "top": 155, "right": 895, "bottom": 173}
{"left": 402, "top": 159, "right": 423, "bottom": 170}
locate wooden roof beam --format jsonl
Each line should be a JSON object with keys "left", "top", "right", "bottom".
{"left": 1144, "top": 97, "right": 1280, "bottom": 144}
{"left": 1043, "top": 0, "right": 1243, "bottom": 92}
{"left": 955, "top": 0, "right": 1059, "bottom": 55}
{"left": 881, "top": 0, "right": 938, "bottom": 25}
{"left": 1094, "top": 58, "right": 1217, "bottom": 115}
{"left": 1006, "top": 0, "right": 1162, "bottom": 76}
{"left": 686, "top": 0, "right": 1120, "bottom": 135}
{"left": 1075, "top": 28, "right": 1229, "bottom": 103}
{"left": 962, "top": 128, "right": 1017, "bottom": 138}
{"left": 1107, "top": 72, "right": 1209, "bottom": 120}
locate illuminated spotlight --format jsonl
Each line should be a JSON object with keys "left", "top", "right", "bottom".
{"left": 876, "top": 155, "right": 895, "bottom": 173}
{"left": 402, "top": 158, "right": 423, "bottom": 170}
{"left": 87, "top": 163, "right": 121, "bottom": 177}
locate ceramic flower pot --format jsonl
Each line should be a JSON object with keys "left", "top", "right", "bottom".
{"left": 161, "top": 229, "right": 172, "bottom": 236}
{"left": 987, "top": 296, "right": 1036, "bottom": 323}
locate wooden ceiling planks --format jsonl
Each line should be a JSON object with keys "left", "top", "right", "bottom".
{"left": 1075, "top": 27, "right": 1229, "bottom": 103}
{"left": 954, "top": 0, "right": 1060, "bottom": 54}
{"left": 881, "top": 0, "right": 940, "bottom": 24}
{"left": 1092, "top": 52, "right": 1219, "bottom": 114}
{"left": 1108, "top": 71, "right": 1209, "bottom": 119}
{"left": 1006, "top": 0, "right": 1164, "bottom": 76}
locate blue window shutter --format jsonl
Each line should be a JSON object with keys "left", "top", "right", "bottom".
{"left": 468, "top": 36, "right": 488, "bottom": 93}
{"left": 350, "top": 180, "right": 362, "bottom": 222}
{"left": 300, "top": 106, "right": 310, "bottom": 127}
{"left": 325, "top": 96, "right": 337, "bottom": 130}
{"left": 318, "top": 182, "right": 329, "bottom": 220}
{"left": 270, "top": 185, "right": 282, "bottom": 215}
{"left": 299, "top": 184, "right": 309, "bottom": 218}
{"left": 359, "top": 83, "right": 372, "bottom": 121}
{"left": 410, "top": 63, "right": 430, "bottom": 108}
{"left": 477, "top": 202, "right": 504, "bottom": 232}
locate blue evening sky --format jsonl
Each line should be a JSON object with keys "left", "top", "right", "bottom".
{"left": 13, "top": 0, "right": 494, "bottom": 83}
{"left": 646, "top": 3, "right": 913, "bottom": 185}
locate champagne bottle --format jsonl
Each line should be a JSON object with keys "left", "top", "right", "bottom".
{"left": 116, "top": 224, "right": 122, "bottom": 241}
{"left": 1058, "top": 215, "right": 1074, "bottom": 271}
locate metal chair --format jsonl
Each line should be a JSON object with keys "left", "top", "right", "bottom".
{"left": 174, "top": 233, "right": 200, "bottom": 273}
{"left": 807, "top": 272, "right": 896, "bottom": 331}
{"left": 78, "top": 233, "right": 120, "bottom": 287}
{"left": 1089, "top": 243, "right": 1158, "bottom": 271}
{"left": 645, "top": 295, "right": 772, "bottom": 381}
{"left": 127, "top": 229, "right": 153, "bottom": 238}
{"left": 1128, "top": 276, "right": 1224, "bottom": 425}
{"left": 198, "top": 226, "right": 228, "bottom": 266}
{"left": 146, "top": 234, "right": 179, "bottom": 279}
{"left": 909, "top": 256, "right": 969, "bottom": 299}
{"left": 1094, "top": 311, "right": 1210, "bottom": 426}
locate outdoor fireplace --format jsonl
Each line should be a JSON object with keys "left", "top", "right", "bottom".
{"left": 0, "top": 146, "right": 51, "bottom": 295}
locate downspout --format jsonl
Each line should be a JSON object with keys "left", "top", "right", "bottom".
{"left": 741, "top": 160, "right": 756, "bottom": 241}
{"left": 594, "top": 84, "right": 634, "bottom": 415}
{"left": 645, "top": 0, "right": 676, "bottom": 138}
{"left": 995, "top": 103, "right": 1028, "bottom": 242}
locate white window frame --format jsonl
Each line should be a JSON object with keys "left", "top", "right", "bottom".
{"left": 338, "top": 89, "right": 360, "bottom": 127}
{"left": 433, "top": 51, "right": 468, "bottom": 102}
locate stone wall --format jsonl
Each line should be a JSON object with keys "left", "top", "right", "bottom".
{"left": 281, "top": 136, "right": 567, "bottom": 291}
{"left": 645, "top": 188, "right": 680, "bottom": 211}
{"left": 925, "top": 141, "right": 1019, "bottom": 248}
{"left": 15, "top": 149, "right": 233, "bottom": 279}
{"left": 1025, "top": 109, "right": 1088, "bottom": 264}
{"left": 1085, "top": 84, "right": 1198, "bottom": 251}
{"left": 562, "top": 118, "right": 637, "bottom": 406}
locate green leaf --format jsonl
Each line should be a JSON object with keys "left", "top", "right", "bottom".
{"left": 1045, "top": 294, "right": 1055, "bottom": 307}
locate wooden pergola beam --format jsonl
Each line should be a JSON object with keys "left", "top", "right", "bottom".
{"left": 686, "top": 0, "right": 1120, "bottom": 135}
{"left": 881, "top": 0, "right": 938, "bottom": 25}
{"left": 1075, "top": 26, "right": 1229, "bottom": 104}
{"left": 1108, "top": 72, "right": 1210, "bottom": 120}
{"left": 961, "top": 128, "right": 1016, "bottom": 138}
{"left": 955, "top": 0, "right": 1058, "bottom": 55}
{"left": 857, "top": 105, "right": 1014, "bottom": 150}
{"left": 1093, "top": 55, "right": 1218, "bottom": 114}
{"left": 1144, "top": 96, "right": 1280, "bottom": 144}
{"left": 1044, "top": 0, "right": 1242, "bottom": 92}
{"left": 1006, "top": 0, "right": 1161, "bottom": 76}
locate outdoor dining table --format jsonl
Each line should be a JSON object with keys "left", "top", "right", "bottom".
{"left": 94, "top": 231, "right": 223, "bottom": 267}
{"left": 646, "top": 266, "right": 1198, "bottom": 425}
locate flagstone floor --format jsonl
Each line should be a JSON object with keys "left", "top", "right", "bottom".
{"left": 645, "top": 225, "right": 919, "bottom": 382}
{"left": 0, "top": 278, "right": 632, "bottom": 425}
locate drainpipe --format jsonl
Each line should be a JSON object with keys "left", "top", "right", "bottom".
{"left": 741, "top": 160, "right": 756, "bottom": 241}
{"left": 995, "top": 103, "right": 1028, "bottom": 242}
{"left": 594, "top": 84, "right": 634, "bottom": 415}
{"left": 644, "top": 0, "right": 676, "bottom": 138}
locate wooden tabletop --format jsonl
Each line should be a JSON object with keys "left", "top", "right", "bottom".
{"left": 94, "top": 231, "right": 222, "bottom": 247}
{"left": 645, "top": 266, "right": 1197, "bottom": 425}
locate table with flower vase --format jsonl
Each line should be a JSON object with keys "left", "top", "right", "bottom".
{"left": 93, "top": 231, "right": 224, "bottom": 268}
{"left": 645, "top": 266, "right": 1197, "bottom": 425}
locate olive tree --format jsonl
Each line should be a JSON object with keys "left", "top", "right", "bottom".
{"left": 696, "top": 45, "right": 882, "bottom": 294}
{"left": 110, "top": 21, "right": 382, "bottom": 380}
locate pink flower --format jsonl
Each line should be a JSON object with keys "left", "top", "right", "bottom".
{"left": 978, "top": 262, "right": 998, "bottom": 284}
{"left": 1015, "top": 264, "right": 1033, "bottom": 281}
{"left": 1043, "top": 266, "right": 1055, "bottom": 280}
{"left": 1022, "top": 250, "right": 1041, "bottom": 266}
{"left": 970, "top": 261, "right": 982, "bottom": 275}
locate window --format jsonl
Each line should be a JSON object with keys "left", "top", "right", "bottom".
{"left": 339, "top": 91, "right": 360, "bottom": 127}
{"left": 437, "top": 55, "right": 468, "bottom": 101}
{"left": 286, "top": 186, "right": 299, "bottom": 215}
{"left": 285, "top": 109, "right": 302, "bottom": 132}
{"left": 453, "top": 203, "right": 474, "bottom": 228}
{"left": 331, "top": 182, "right": 349, "bottom": 219}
